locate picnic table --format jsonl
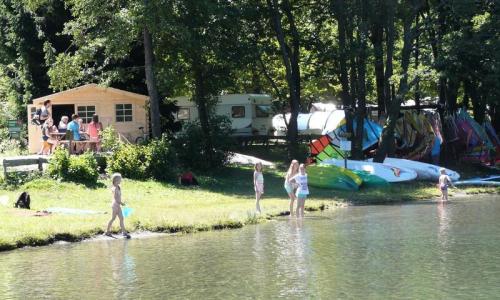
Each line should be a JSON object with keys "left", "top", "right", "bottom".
{"left": 50, "top": 132, "right": 98, "bottom": 154}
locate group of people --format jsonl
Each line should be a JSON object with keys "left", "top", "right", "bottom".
{"left": 254, "top": 160, "right": 309, "bottom": 218}
{"left": 36, "top": 100, "right": 103, "bottom": 155}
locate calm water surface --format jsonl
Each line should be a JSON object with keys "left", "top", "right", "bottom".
{"left": 1, "top": 196, "right": 499, "bottom": 299}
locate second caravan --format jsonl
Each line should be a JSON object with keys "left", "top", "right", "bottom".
{"left": 174, "top": 94, "right": 274, "bottom": 136}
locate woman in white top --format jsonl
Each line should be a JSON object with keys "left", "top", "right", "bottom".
{"left": 291, "top": 164, "right": 309, "bottom": 218}
{"left": 284, "top": 160, "right": 299, "bottom": 216}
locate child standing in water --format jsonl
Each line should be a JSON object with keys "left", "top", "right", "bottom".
{"left": 284, "top": 160, "right": 299, "bottom": 216}
{"left": 438, "top": 168, "right": 455, "bottom": 202}
{"left": 291, "top": 164, "right": 309, "bottom": 218}
{"left": 254, "top": 162, "right": 264, "bottom": 213}
{"left": 105, "top": 173, "right": 131, "bottom": 238}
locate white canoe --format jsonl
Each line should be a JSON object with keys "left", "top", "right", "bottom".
{"left": 368, "top": 158, "right": 460, "bottom": 181}
{"left": 321, "top": 158, "right": 417, "bottom": 183}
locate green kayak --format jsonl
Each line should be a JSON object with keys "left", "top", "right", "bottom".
{"left": 351, "top": 170, "right": 389, "bottom": 188}
{"left": 307, "top": 164, "right": 362, "bottom": 191}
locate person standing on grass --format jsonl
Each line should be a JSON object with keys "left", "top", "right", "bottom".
{"left": 438, "top": 168, "right": 455, "bottom": 202}
{"left": 105, "top": 173, "right": 131, "bottom": 238}
{"left": 291, "top": 164, "right": 309, "bottom": 218}
{"left": 284, "top": 160, "right": 299, "bottom": 217}
{"left": 254, "top": 162, "right": 264, "bottom": 213}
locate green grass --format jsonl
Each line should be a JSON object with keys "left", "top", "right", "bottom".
{"left": 1, "top": 165, "right": 497, "bottom": 252}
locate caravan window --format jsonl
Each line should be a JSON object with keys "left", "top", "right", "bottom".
{"left": 231, "top": 106, "right": 245, "bottom": 118}
{"left": 77, "top": 105, "right": 96, "bottom": 124}
{"left": 116, "top": 104, "right": 133, "bottom": 122}
{"left": 177, "top": 108, "right": 190, "bottom": 120}
{"left": 255, "top": 105, "right": 271, "bottom": 117}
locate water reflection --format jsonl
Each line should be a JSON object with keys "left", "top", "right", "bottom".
{"left": 1, "top": 196, "right": 499, "bottom": 299}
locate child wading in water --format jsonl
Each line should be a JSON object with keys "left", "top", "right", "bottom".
{"left": 105, "top": 173, "right": 131, "bottom": 238}
{"left": 254, "top": 162, "right": 264, "bottom": 213}
{"left": 291, "top": 164, "right": 309, "bottom": 218}
{"left": 438, "top": 168, "right": 455, "bottom": 202}
{"left": 284, "top": 160, "right": 299, "bottom": 216}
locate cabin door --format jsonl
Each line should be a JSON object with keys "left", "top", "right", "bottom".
{"left": 52, "top": 104, "right": 75, "bottom": 125}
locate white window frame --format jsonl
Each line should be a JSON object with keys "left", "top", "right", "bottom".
{"left": 77, "top": 105, "right": 96, "bottom": 124}
{"left": 116, "top": 104, "right": 133, "bottom": 122}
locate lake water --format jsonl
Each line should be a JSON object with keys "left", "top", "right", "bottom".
{"left": 1, "top": 196, "right": 499, "bottom": 299}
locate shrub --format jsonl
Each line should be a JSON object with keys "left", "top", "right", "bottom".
{"left": 67, "top": 152, "right": 99, "bottom": 184}
{"left": 1, "top": 171, "right": 43, "bottom": 188}
{"left": 47, "top": 148, "right": 99, "bottom": 185}
{"left": 106, "top": 144, "right": 150, "bottom": 179}
{"left": 172, "top": 115, "right": 235, "bottom": 171}
{"left": 147, "top": 136, "right": 176, "bottom": 181}
{"left": 100, "top": 126, "right": 121, "bottom": 152}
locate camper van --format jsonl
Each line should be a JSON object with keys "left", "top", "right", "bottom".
{"left": 174, "top": 94, "right": 274, "bottom": 136}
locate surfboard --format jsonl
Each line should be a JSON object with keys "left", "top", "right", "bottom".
{"left": 307, "top": 164, "right": 362, "bottom": 191}
{"left": 368, "top": 157, "right": 460, "bottom": 181}
{"left": 321, "top": 158, "right": 417, "bottom": 183}
{"left": 454, "top": 180, "right": 500, "bottom": 187}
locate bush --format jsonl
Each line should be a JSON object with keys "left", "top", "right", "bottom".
{"left": 100, "top": 126, "right": 121, "bottom": 152}
{"left": 67, "top": 153, "right": 99, "bottom": 184}
{"left": 106, "top": 144, "right": 150, "bottom": 179}
{"left": 47, "top": 148, "right": 99, "bottom": 185}
{"left": 147, "top": 136, "right": 176, "bottom": 181}
{"left": 172, "top": 115, "right": 235, "bottom": 171}
{"left": 1, "top": 171, "right": 43, "bottom": 188}
{"left": 106, "top": 136, "right": 176, "bottom": 181}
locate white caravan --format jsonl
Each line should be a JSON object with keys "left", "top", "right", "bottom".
{"left": 173, "top": 94, "right": 274, "bottom": 136}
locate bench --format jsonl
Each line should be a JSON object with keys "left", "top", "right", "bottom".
{"left": 2, "top": 156, "right": 48, "bottom": 178}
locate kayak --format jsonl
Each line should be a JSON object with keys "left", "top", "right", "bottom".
{"left": 307, "top": 164, "right": 362, "bottom": 191}
{"left": 368, "top": 157, "right": 460, "bottom": 181}
{"left": 352, "top": 170, "right": 389, "bottom": 188}
{"left": 454, "top": 180, "right": 500, "bottom": 187}
{"left": 321, "top": 158, "right": 417, "bottom": 183}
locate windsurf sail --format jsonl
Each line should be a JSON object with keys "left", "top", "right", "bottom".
{"left": 309, "top": 135, "right": 346, "bottom": 162}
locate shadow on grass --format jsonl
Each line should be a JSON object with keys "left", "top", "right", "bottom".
{"left": 167, "top": 165, "right": 429, "bottom": 203}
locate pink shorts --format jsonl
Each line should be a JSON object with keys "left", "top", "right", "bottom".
{"left": 255, "top": 183, "right": 264, "bottom": 194}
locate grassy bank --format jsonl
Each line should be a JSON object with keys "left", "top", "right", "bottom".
{"left": 1, "top": 165, "right": 498, "bottom": 252}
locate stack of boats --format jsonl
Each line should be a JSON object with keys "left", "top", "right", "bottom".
{"left": 307, "top": 157, "right": 462, "bottom": 191}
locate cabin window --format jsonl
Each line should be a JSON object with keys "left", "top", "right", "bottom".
{"left": 177, "top": 108, "right": 190, "bottom": 120}
{"left": 77, "top": 105, "right": 96, "bottom": 124}
{"left": 255, "top": 105, "right": 271, "bottom": 118}
{"left": 231, "top": 106, "right": 245, "bottom": 118}
{"left": 116, "top": 104, "right": 133, "bottom": 122}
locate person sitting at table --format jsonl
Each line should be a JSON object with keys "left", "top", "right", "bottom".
{"left": 58, "top": 115, "right": 69, "bottom": 133}
{"left": 40, "top": 118, "right": 58, "bottom": 155}
{"left": 86, "top": 114, "right": 103, "bottom": 152}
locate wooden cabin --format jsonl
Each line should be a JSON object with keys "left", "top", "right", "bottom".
{"left": 27, "top": 84, "right": 149, "bottom": 153}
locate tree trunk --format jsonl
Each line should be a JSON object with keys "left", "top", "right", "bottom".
{"left": 143, "top": 27, "right": 161, "bottom": 138}
{"left": 374, "top": 1, "right": 415, "bottom": 162}
{"left": 267, "top": 0, "right": 300, "bottom": 159}
{"left": 193, "top": 62, "right": 214, "bottom": 162}
{"left": 414, "top": 14, "right": 421, "bottom": 109}
{"left": 352, "top": 0, "right": 369, "bottom": 160}
{"left": 465, "top": 79, "right": 485, "bottom": 124}
{"left": 370, "top": 10, "right": 386, "bottom": 118}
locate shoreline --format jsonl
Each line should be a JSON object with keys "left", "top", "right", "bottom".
{"left": 0, "top": 202, "right": 339, "bottom": 252}
{"left": 3, "top": 190, "right": 499, "bottom": 253}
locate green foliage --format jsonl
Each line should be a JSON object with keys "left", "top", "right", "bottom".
{"left": 107, "top": 144, "right": 150, "bottom": 180}
{"left": 106, "top": 136, "right": 176, "bottom": 181}
{"left": 67, "top": 152, "right": 99, "bottom": 184}
{"left": 0, "top": 128, "right": 24, "bottom": 156}
{"left": 147, "top": 136, "right": 176, "bottom": 181}
{"left": 173, "top": 115, "right": 235, "bottom": 171}
{"left": 47, "top": 148, "right": 98, "bottom": 185}
{"left": 1, "top": 171, "right": 43, "bottom": 188}
{"left": 99, "top": 126, "right": 121, "bottom": 152}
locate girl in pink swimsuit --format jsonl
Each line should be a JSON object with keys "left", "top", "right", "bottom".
{"left": 254, "top": 162, "right": 264, "bottom": 213}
